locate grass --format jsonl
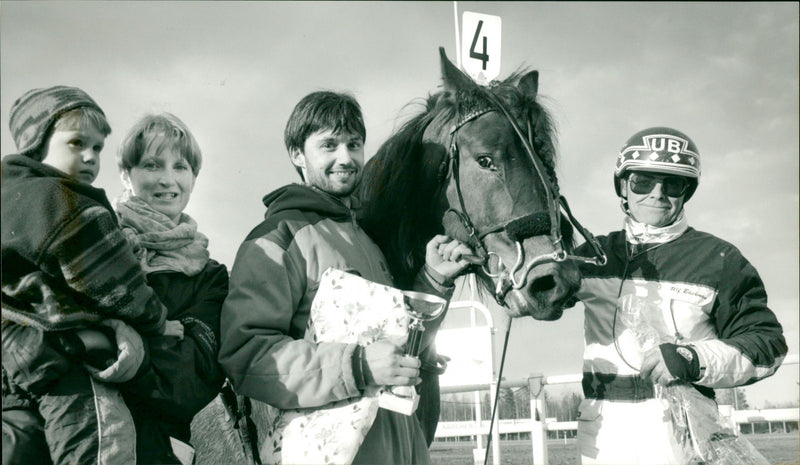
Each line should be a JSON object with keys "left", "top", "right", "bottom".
{"left": 430, "top": 433, "right": 800, "bottom": 465}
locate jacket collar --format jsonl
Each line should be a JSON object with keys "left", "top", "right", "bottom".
{"left": 262, "top": 183, "right": 353, "bottom": 221}
{"left": 2, "top": 154, "right": 114, "bottom": 213}
{"left": 623, "top": 210, "right": 689, "bottom": 245}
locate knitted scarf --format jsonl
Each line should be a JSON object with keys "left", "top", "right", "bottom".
{"left": 116, "top": 196, "right": 209, "bottom": 276}
{"left": 623, "top": 210, "right": 688, "bottom": 245}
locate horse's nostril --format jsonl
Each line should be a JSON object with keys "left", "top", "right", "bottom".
{"left": 530, "top": 274, "right": 556, "bottom": 293}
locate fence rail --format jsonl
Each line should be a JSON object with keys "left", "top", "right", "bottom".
{"left": 434, "top": 353, "right": 799, "bottom": 465}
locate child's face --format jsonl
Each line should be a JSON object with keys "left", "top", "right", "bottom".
{"left": 41, "top": 125, "right": 105, "bottom": 184}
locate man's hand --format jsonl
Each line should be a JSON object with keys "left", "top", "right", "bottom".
{"left": 86, "top": 319, "right": 144, "bottom": 383}
{"left": 425, "top": 235, "right": 482, "bottom": 285}
{"left": 362, "top": 340, "right": 421, "bottom": 387}
{"left": 639, "top": 347, "right": 677, "bottom": 386}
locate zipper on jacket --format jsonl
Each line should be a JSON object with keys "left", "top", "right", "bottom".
{"left": 344, "top": 201, "right": 387, "bottom": 281}
{"left": 348, "top": 206, "right": 358, "bottom": 229}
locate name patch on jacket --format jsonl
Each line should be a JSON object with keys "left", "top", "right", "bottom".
{"left": 621, "top": 279, "right": 717, "bottom": 342}
{"left": 667, "top": 283, "right": 716, "bottom": 306}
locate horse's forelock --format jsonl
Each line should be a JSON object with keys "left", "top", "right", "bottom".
{"left": 486, "top": 73, "right": 559, "bottom": 187}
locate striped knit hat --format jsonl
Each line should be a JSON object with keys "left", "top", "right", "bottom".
{"left": 9, "top": 86, "right": 106, "bottom": 157}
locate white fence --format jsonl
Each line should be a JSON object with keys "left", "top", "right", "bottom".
{"left": 433, "top": 354, "right": 799, "bottom": 465}
{"left": 435, "top": 300, "right": 798, "bottom": 465}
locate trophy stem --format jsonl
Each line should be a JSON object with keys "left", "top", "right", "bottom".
{"left": 405, "top": 327, "right": 424, "bottom": 357}
{"left": 379, "top": 289, "right": 446, "bottom": 416}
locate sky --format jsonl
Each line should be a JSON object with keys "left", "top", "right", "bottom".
{"left": 1, "top": 1, "right": 797, "bottom": 408}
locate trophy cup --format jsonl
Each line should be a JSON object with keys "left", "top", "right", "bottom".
{"left": 378, "top": 290, "right": 447, "bottom": 415}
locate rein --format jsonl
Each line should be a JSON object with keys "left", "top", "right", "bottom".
{"left": 442, "top": 92, "right": 606, "bottom": 304}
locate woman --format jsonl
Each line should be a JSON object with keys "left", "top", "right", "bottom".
{"left": 114, "top": 113, "right": 228, "bottom": 465}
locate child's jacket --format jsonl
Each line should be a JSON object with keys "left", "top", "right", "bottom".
{"left": 1, "top": 154, "right": 167, "bottom": 334}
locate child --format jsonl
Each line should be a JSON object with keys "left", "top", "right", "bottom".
{"left": 1, "top": 86, "right": 179, "bottom": 465}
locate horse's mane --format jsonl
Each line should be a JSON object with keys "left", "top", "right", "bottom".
{"left": 358, "top": 70, "right": 559, "bottom": 289}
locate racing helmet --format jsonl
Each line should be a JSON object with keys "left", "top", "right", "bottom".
{"left": 613, "top": 127, "right": 701, "bottom": 201}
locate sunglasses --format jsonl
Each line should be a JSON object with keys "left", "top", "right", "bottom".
{"left": 627, "top": 173, "right": 689, "bottom": 197}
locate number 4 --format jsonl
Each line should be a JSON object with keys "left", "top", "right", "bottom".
{"left": 469, "top": 20, "right": 489, "bottom": 70}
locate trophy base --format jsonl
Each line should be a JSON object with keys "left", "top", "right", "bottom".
{"left": 378, "top": 389, "right": 419, "bottom": 416}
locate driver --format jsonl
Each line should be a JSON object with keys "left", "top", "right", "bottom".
{"left": 572, "top": 127, "right": 787, "bottom": 464}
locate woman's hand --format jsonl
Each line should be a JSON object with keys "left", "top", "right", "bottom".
{"left": 86, "top": 319, "right": 145, "bottom": 383}
{"left": 424, "top": 235, "right": 481, "bottom": 285}
{"left": 162, "top": 319, "right": 185, "bottom": 340}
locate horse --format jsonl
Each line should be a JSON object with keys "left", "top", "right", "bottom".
{"left": 357, "top": 47, "right": 606, "bottom": 443}
{"left": 190, "top": 47, "right": 605, "bottom": 464}
{"left": 359, "top": 47, "right": 602, "bottom": 320}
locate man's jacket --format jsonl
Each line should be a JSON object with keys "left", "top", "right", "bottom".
{"left": 576, "top": 227, "right": 787, "bottom": 399}
{"left": 219, "top": 183, "right": 437, "bottom": 408}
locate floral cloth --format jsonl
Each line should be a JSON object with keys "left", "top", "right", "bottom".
{"left": 262, "top": 268, "right": 409, "bottom": 465}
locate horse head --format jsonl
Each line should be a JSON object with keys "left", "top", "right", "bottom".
{"left": 359, "top": 48, "right": 604, "bottom": 320}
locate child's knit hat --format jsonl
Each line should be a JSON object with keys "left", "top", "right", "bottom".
{"left": 9, "top": 86, "right": 106, "bottom": 156}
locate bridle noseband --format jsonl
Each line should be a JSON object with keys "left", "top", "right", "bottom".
{"left": 441, "top": 91, "right": 607, "bottom": 304}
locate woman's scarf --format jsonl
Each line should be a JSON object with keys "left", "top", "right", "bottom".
{"left": 624, "top": 210, "right": 689, "bottom": 245}
{"left": 116, "top": 196, "right": 209, "bottom": 276}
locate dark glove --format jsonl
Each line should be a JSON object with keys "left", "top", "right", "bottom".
{"left": 659, "top": 343, "right": 701, "bottom": 381}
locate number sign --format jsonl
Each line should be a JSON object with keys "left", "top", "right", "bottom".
{"left": 461, "top": 11, "right": 501, "bottom": 84}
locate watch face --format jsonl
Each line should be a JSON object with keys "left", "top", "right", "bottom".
{"left": 676, "top": 346, "right": 694, "bottom": 363}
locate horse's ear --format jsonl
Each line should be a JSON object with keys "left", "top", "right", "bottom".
{"left": 439, "top": 47, "right": 475, "bottom": 94}
{"left": 519, "top": 71, "right": 539, "bottom": 99}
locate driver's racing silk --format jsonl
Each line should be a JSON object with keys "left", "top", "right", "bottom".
{"left": 575, "top": 227, "right": 786, "bottom": 398}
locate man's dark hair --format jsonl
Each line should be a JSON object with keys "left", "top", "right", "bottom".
{"left": 284, "top": 91, "right": 367, "bottom": 178}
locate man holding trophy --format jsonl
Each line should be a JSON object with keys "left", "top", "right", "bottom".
{"left": 218, "top": 91, "right": 474, "bottom": 465}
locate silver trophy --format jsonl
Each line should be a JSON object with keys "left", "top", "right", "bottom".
{"left": 378, "top": 290, "right": 447, "bottom": 415}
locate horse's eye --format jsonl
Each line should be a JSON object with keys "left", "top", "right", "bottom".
{"left": 477, "top": 156, "right": 496, "bottom": 170}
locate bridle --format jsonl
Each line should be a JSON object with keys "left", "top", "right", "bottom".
{"left": 440, "top": 90, "right": 607, "bottom": 304}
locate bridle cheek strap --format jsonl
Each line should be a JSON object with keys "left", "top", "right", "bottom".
{"left": 442, "top": 94, "right": 607, "bottom": 304}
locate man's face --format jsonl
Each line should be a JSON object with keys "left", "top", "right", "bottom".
{"left": 621, "top": 172, "right": 687, "bottom": 227}
{"left": 41, "top": 125, "right": 105, "bottom": 184}
{"left": 291, "top": 129, "right": 364, "bottom": 198}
